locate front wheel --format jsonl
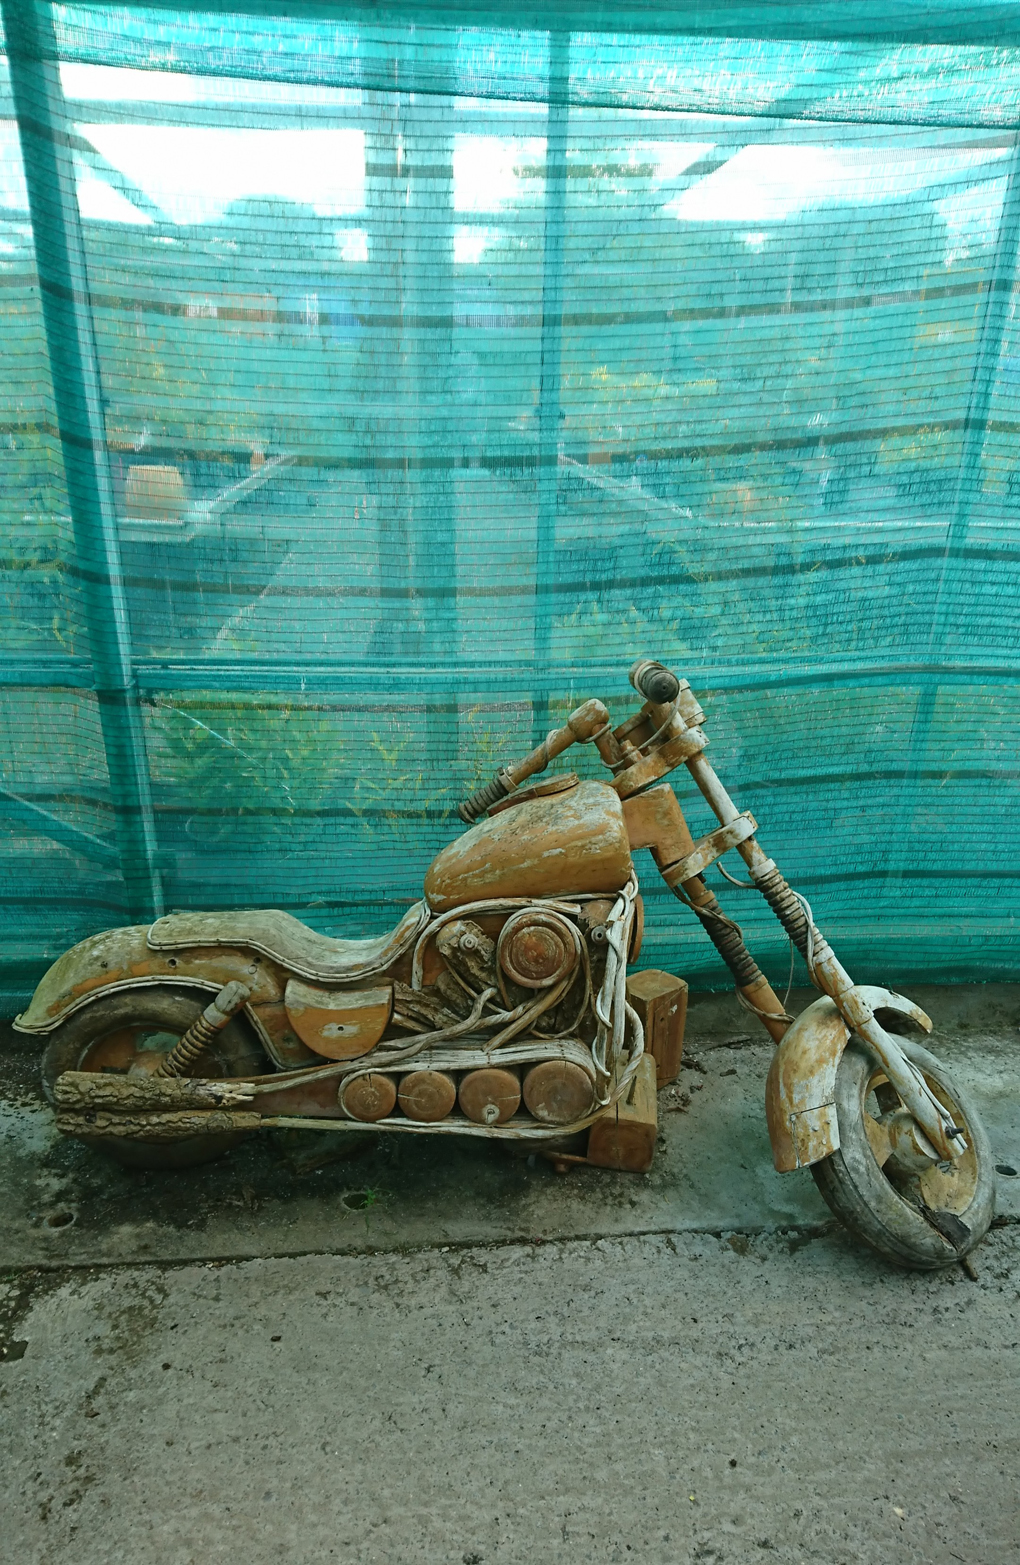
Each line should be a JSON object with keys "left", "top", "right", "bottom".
{"left": 42, "top": 985, "right": 266, "bottom": 1171}
{"left": 811, "top": 1037, "right": 995, "bottom": 1270}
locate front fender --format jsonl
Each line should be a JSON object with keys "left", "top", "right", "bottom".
{"left": 14, "top": 925, "right": 283, "bottom": 1034}
{"left": 765, "top": 986, "right": 932, "bottom": 1172}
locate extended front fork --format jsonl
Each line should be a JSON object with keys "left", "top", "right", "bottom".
{"left": 624, "top": 765, "right": 966, "bottom": 1165}
{"left": 623, "top": 784, "right": 792, "bottom": 1043}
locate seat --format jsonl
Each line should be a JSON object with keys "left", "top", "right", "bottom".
{"left": 147, "top": 900, "right": 430, "bottom": 984}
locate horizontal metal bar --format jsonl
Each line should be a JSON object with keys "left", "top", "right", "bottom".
{"left": 36, "top": 0, "right": 1020, "bottom": 48}
{"left": 6, "top": 90, "right": 1003, "bottom": 144}
{"left": 0, "top": 91, "right": 763, "bottom": 139}
{"left": 0, "top": 657, "right": 93, "bottom": 687}
{"left": 0, "top": 783, "right": 119, "bottom": 866}
{"left": 3, "top": 654, "right": 1019, "bottom": 697}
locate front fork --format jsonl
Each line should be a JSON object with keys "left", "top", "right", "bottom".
{"left": 625, "top": 767, "right": 965, "bottom": 1165}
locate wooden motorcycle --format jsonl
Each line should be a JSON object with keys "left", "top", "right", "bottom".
{"left": 18, "top": 660, "right": 994, "bottom": 1269}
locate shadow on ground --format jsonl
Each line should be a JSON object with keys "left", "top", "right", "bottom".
{"left": 2, "top": 986, "right": 1018, "bottom": 1268}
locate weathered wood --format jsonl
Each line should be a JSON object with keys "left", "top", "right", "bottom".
{"left": 625, "top": 970, "right": 688, "bottom": 1087}
{"left": 434, "top": 970, "right": 474, "bottom": 1019}
{"left": 586, "top": 1054, "right": 657, "bottom": 1172}
{"left": 498, "top": 911, "right": 577, "bottom": 988}
{"left": 458, "top": 1067, "right": 520, "bottom": 1125}
{"left": 56, "top": 1109, "right": 262, "bottom": 1141}
{"left": 486, "top": 773, "right": 580, "bottom": 816}
{"left": 659, "top": 814, "right": 758, "bottom": 889}
{"left": 622, "top": 783, "right": 697, "bottom": 862}
{"left": 53, "top": 1071, "right": 255, "bottom": 1111}
{"left": 342, "top": 1071, "right": 398, "bottom": 1123}
{"left": 425, "top": 779, "right": 632, "bottom": 911}
{"left": 397, "top": 1069, "right": 457, "bottom": 1122}
{"left": 436, "top": 919, "right": 497, "bottom": 990}
{"left": 611, "top": 728, "right": 706, "bottom": 798}
{"left": 250, "top": 999, "right": 320, "bottom": 1069}
{"left": 522, "top": 1060, "right": 594, "bottom": 1125}
{"left": 284, "top": 979, "right": 393, "bottom": 1060}
{"left": 392, "top": 981, "right": 460, "bottom": 1030}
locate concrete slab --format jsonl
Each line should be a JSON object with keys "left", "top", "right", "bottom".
{"left": 3, "top": 986, "right": 1019, "bottom": 1269}
{"left": 2, "top": 1227, "right": 1019, "bottom": 1565}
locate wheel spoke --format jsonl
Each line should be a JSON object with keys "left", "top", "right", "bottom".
{"left": 863, "top": 1110, "right": 894, "bottom": 1168}
{"left": 874, "top": 1081, "right": 900, "bottom": 1116}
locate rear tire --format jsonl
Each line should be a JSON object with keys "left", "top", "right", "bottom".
{"left": 42, "top": 985, "right": 265, "bottom": 1171}
{"left": 811, "top": 1037, "right": 994, "bottom": 1270}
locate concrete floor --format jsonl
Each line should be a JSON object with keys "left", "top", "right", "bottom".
{"left": 2, "top": 985, "right": 1019, "bottom": 1563}
{"left": 2, "top": 1229, "right": 1018, "bottom": 1565}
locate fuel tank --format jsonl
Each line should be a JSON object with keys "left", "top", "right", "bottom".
{"left": 424, "top": 778, "right": 633, "bottom": 913}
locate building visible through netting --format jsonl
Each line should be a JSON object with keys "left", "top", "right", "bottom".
{"left": 2, "top": 2, "right": 1019, "bottom": 1010}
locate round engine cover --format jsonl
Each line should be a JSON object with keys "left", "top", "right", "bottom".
{"left": 497, "top": 910, "right": 579, "bottom": 990}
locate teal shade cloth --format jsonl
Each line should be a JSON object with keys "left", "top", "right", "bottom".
{"left": 2, "top": 2, "right": 1019, "bottom": 1006}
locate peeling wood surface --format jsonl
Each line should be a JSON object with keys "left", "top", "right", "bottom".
{"left": 15, "top": 927, "right": 286, "bottom": 1034}
{"left": 52, "top": 1072, "right": 255, "bottom": 1110}
{"left": 284, "top": 979, "right": 393, "bottom": 1060}
{"left": 425, "top": 780, "right": 633, "bottom": 913}
{"left": 765, "top": 986, "right": 934, "bottom": 1172}
{"left": 765, "top": 998, "right": 850, "bottom": 1172}
{"left": 610, "top": 728, "right": 706, "bottom": 798}
{"left": 146, "top": 904, "right": 430, "bottom": 983}
{"left": 55, "top": 1109, "right": 262, "bottom": 1141}
{"left": 660, "top": 813, "right": 758, "bottom": 888}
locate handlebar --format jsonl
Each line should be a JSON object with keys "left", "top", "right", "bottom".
{"left": 457, "top": 698, "right": 610, "bottom": 823}
{"left": 456, "top": 659, "right": 691, "bottom": 824}
{"left": 629, "top": 658, "right": 680, "bottom": 705}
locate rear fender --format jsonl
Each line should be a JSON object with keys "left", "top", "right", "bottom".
{"left": 14, "top": 925, "right": 283, "bottom": 1035}
{"left": 765, "top": 986, "right": 932, "bottom": 1172}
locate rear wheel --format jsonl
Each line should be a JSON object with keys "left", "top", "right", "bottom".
{"left": 811, "top": 1037, "right": 994, "bottom": 1270}
{"left": 42, "top": 986, "right": 266, "bottom": 1171}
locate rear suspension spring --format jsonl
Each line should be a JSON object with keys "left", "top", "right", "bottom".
{"left": 156, "top": 981, "right": 251, "bottom": 1079}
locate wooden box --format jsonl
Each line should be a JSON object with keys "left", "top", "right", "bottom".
{"left": 625, "top": 969, "right": 688, "bottom": 1087}
{"left": 587, "top": 1053, "right": 657, "bottom": 1173}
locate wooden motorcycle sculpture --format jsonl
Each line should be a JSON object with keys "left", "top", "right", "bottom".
{"left": 17, "top": 660, "right": 994, "bottom": 1269}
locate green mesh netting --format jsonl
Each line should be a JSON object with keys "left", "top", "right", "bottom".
{"left": 2, "top": 2, "right": 1019, "bottom": 1008}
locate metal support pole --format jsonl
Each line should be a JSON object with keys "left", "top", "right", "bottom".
{"left": 364, "top": 54, "right": 457, "bottom": 783}
{"left": 532, "top": 31, "right": 569, "bottom": 748}
{"left": 885, "top": 135, "right": 1020, "bottom": 894}
{"left": 4, "top": 0, "right": 164, "bottom": 918}
{"left": 403, "top": 88, "right": 458, "bottom": 781}
{"left": 365, "top": 70, "right": 416, "bottom": 660}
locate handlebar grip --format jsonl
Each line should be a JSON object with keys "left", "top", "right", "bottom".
{"left": 457, "top": 769, "right": 513, "bottom": 825}
{"left": 457, "top": 699, "right": 611, "bottom": 825}
{"left": 629, "top": 658, "right": 681, "bottom": 704}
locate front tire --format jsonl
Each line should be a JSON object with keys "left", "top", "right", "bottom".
{"left": 42, "top": 985, "right": 266, "bottom": 1171}
{"left": 811, "top": 1037, "right": 994, "bottom": 1270}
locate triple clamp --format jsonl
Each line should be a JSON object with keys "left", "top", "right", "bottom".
{"left": 660, "top": 812, "right": 758, "bottom": 889}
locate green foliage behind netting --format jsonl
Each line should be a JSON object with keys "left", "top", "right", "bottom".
{"left": 1, "top": 3, "right": 1019, "bottom": 1006}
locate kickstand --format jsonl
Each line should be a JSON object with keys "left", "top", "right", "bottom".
{"left": 538, "top": 1151, "right": 589, "bottom": 1175}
